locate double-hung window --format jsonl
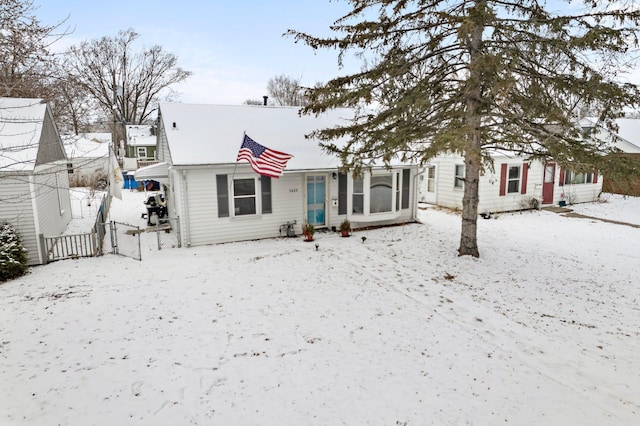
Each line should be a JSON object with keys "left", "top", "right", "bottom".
{"left": 233, "top": 178, "right": 256, "bottom": 216}
{"left": 507, "top": 165, "right": 521, "bottom": 194}
{"left": 216, "top": 175, "right": 272, "bottom": 217}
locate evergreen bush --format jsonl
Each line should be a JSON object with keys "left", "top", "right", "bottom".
{"left": 0, "top": 222, "right": 28, "bottom": 282}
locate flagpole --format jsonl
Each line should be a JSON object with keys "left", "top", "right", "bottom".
{"left": 231, "top": 131, "right": 245, "bottom": 183}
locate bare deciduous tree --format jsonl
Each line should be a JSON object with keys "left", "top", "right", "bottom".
{"left": 65, "top": 28, "right": 192, "bottom": 126}
{"left": 0, "top": 0, "right": 69, "bottom": 98}
{"left": 266, "top": 74, "right": 309, "bottom": 106}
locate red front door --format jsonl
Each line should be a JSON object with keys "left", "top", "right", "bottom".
{"left": 542, "top": 162, "right": 555, "bottom": 204}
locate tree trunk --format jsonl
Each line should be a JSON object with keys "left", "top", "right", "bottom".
{"left": 459, "top": 146, "right": 481, "bottom": 257}
{"left": 458, "top": 0, "right": 486, "bottom": 258}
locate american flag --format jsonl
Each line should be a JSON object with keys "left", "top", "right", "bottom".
{"left": 236, "top": 134, "right": 293, "bottom": 178}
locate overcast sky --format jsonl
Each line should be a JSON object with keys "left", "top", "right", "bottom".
{"left": 36, "top": 0, "right": 356, "bottom": 105}
{"left": 36, "top": 0, "right": 640, "bottom": 107}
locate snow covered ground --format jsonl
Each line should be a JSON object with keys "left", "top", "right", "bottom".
{"left": 1, "top": 191, "right": 639, "bottom": 425}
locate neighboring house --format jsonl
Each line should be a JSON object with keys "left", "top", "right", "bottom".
{"left": 123, "top": 124, "right": 157, "bottom": 170}
{"left": 579, "top": 117, "right": 640, "bottom": 196}
{"left": 0, "top": 97, "right": 72, "bottom": 265}
{"left": 135, "top": 103, "right": 420, "bottom": 248}
{"left": 419, "top": 153, "right": 602, "bottom": 214}
{"left": 63, "top": 133, "right": 111, "bottom": 187}
{"left": 579, "top": 117, "right": 640, "bottom": 154}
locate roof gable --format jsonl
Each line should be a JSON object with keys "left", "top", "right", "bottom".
{"left": 0, "top": 97, "right": 66, "bottom": 171}
{"left": 158, "top": 103, "right": 355, "bottom": 170}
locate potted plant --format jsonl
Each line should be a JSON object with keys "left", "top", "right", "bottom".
{"left": 559, "top": 193, "right": 567, "bottom": 207}
{"left": 339, "top": 218, "right": 351, "bottom": 237}
{"left": 302, "top": 222, "right": 315, "bottom": 241}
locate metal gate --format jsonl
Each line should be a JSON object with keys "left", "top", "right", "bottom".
{"left": 153, "top": 217, "right": 181, "bottom": 250}
{"left": 101, "top": 221, "right": 142, "bottom": 261}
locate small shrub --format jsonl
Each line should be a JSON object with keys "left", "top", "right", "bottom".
{"left": 0, "top": 222, "right": 28, "bottom": 282}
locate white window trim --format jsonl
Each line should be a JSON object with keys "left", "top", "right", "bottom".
{"left": 348, "top": 171, "right": 404, "bottom": 221}
{"left": 231, "top": 176, "right": 262, "bottom": 218}
{"left": 507, "top": 165, "right": 521, "bottom": 194}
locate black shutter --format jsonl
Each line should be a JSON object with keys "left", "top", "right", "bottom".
{"left": 216, "top": 174, "right": 229, "bottom": 218}
{"left": 261, "top": 177, "right": 272, "bottom": 214}
{"left": 338, "top": 172, "right": 348, "bottom": 215}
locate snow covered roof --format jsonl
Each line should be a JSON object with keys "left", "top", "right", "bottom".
{"left": 612, "top": 118, "right": 640, "bottom": 152}
{"left": 580, "top": 117, "right": 640, "bottom": 153}
{"left": 126, "top": 125, "right": 156, "bottom": 147}
{"left": 63, "top": 133, "right": 110, "bottom": 159}
{"left": 0, "top": 97, "right": 47, "bottom": 171}
{"left": 158, "top": 103, "right": 356, "bottom": 170}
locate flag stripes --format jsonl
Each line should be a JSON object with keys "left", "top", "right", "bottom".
{"left": 236, "top": 134, "right": 293, "bottom": 178}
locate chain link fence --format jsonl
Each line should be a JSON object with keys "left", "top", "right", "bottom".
{"left": 100, "top": 221, "right": 142, "bottom": 261}
{"left": 153, "top": 217, "right": 181, "bottom": 250}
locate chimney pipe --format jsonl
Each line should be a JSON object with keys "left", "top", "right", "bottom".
{"left": 263, "top": 96, "right": 268, "bottom": 106}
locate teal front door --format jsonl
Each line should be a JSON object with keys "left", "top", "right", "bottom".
{"left": 306, "top": 175, "right": 326, "bottom": 226}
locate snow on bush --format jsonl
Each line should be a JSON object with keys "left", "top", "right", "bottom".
{"left": 0, "top": 222, "right": 28, "bottom": 282}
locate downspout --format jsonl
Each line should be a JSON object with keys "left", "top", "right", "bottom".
{"left": 412, "top": 168, "right": 427, "bottom": 222}
{"left": 182, "top": 169, "right": 191, "bottom": 247}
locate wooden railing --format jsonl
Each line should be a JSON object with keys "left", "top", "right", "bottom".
{"left": 137, "top": 159, "right": 159, "bottom": 169}
{"left": 40, "top": 232, "right": 99, "bottom": 262}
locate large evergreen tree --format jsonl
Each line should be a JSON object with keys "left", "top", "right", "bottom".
{"left": 288, "top": 0, "right": 640, "bottom": 257}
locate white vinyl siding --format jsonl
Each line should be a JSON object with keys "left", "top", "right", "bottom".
{"left": 182, "top": 166, "right": 304, "bottom": 247}
{"left": 33, "top": 165, "right": 72, "bottom": 237}
{"left": 0, "top": 176, "right": 39, "bottom": 265}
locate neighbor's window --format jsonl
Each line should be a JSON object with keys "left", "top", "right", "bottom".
{"left": 216, "top": 175, "right": 229, "bottom": 217}
{"left": 233, "top": 178, "right": 256, "bottom": 215}
{"left": 564, "top": 170, "right": 593, "bottom": 185}
{"left": 427, "top": 166, "right": 436, "bottom": 192}
{"left": 137, "top": 147, "right": 146, "bottom": 159}
{"left": 370, "top": 174, "right": 393, "bottom": 213}
{"left": 507, "top": 165, "right": 521, "bottom": 193}
{"left": 353, "top": 176, "right": 364, "bottom": 214}
{"left": 454, "top": 164, "right": 465, "bottom": 189}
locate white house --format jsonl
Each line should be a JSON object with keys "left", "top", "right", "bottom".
{"left": 123, "top": 124, "right": 157, "bottom": 170}
{"left": 0, "top": 97, "right": 72, "bottom": 265}
{"left": 135, "top": 103, "right": 420, "bottom": 247}
{"left": 579, "top": 117, "right": 640, "bottom": 154}
{"left": 419, "top": 153, "right": 602, "bottom": 214}
{"left": 63, "top": 132, "right": 111, "bottom": 187}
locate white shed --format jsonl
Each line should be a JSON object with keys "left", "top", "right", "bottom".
{"left": 0, "top": 98, "right": 72, "bottom": 265}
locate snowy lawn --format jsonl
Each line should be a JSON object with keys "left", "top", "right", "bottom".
{"left": 1, "top": 191, "right": 639, "bottom": 425}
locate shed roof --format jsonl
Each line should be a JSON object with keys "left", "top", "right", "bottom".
{"left": 63, "top": 133, "right": 110, "bottom": 159}
{"left": 613, "top": 118, "right": 640, "bottom": 151}
{"left": 0, "top": 97, "right": 47, "bottom": 171}
{"left": 158, "top": 103, "right": 356, "bottom": 170}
